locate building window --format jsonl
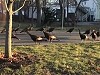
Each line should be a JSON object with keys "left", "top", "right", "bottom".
{"left": 84, "top": 2, "right": 86, "bottom": 5}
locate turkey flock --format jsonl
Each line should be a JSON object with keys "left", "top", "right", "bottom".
{"left": 0, "top": 24, "right": 100, "bottom": 44}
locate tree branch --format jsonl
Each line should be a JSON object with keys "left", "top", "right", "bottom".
{"left": 13, "top": 0, "right": 27, "bottom": 14}
{"left": 75, "top": 0, "right": 83, "bottom": 14}
{"left": 4, "top": 0, "right": 9, "bottom": 12}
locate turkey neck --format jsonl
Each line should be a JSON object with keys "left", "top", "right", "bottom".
{"left": 26, "top": 31, "right": 31, "bottom": 36}
{"left": 78, "top": 29, "right": 81, "bottom": 34}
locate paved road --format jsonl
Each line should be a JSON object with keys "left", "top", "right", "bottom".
{"left": 0, "top": 30, "right": 100, "bottom": 46}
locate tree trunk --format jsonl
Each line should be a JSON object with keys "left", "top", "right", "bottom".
{"left": 59, "top": 0, "right": 65, "bottom": 29}
{"left": 43, "top": 0, "right": 46, "bottom": 7}
{"left": 4, "top": 0, "right": 27, "bottom": 58}
{"left": 5, "top": 1, "right": 13, "bottom": 58}
{"left": 1, "top": 0, "right": 3, "bottom": 20}
{"left": 31, "top": 0, "right": 35, "bottom": 24}
{"left": 67, "top": 0, "right": 69, "bottom": 26}
{"left": 75, "top": 0, "right": 83, "bottom": 14}
{"left": 61, "top": 0, "right": 65, "bottom": 29}
{"left": 75, "top": 0, "right": 83, "bottom": 23}
{"left": 36, "top": 0, "right": 41, "bottom": 26}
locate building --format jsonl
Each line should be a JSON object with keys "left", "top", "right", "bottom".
{"left": 74, "top": 0, "right": 100, "bottom": 21}
{"left": 95, "top": 0, "right": 100, "bottom": 21}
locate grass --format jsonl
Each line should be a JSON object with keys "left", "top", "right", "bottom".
{"left": 0, "top": 43, "right": 100, "bottom": 75}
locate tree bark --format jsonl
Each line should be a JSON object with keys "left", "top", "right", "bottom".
{"left": 4, "top": 0, "right": 27, "bottom": 58}
{"left": 67, "top": 0, "right": 69, "bottom": 26}
{"left": 5, "top": 1, "right": 13, "bottom": 58}
{"left": 59, "top": 0, "right": 65, "bottom": 29}
{"left": 74, "top": 0, "right": 83, "bottom": 25}
{"left": 1, "top": 0, "right": 3, "bottom": 20}
{"left": 36, "top": 0, "right": 41, "bottom": 26}
{"left": 43, "top": 0, "right": 46, "bottom": 7}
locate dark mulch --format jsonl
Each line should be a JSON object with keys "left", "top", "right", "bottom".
{"left": 0, "top": 52, "right": 38, "bottom": 69}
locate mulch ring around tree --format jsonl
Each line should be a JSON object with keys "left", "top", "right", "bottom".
{"left": 0, "top": 52, "right": 39, "bottom": 69}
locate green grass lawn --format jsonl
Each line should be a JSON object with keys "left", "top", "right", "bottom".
{"left": 0, "top": 43, "right": 100, "bottom": 75}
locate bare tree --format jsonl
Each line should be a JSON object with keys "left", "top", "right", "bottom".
{"left": 75, "top": 0, "right": 83, "bottom": 14}
{"left": 35, "top": 0, "right": 41, "bottom": 26}
{"left": 4, "top": 0, "right": 27, "bottom": 58}
{"left": 67, "top": 0, "right": 83, "bottom": 26}
{"left": 43, "top": 0, "right": 46, "bottom": 7}
{"left": 0, "top": 0, "right": 3, "bottom": 20}
{"left": 0, "top": 0, "right": 6, "bottom": 22}
{"left": 75, "top": 0, "right": 83, "bottom": 23}
{"left": 59, "top": 0, "right": 65, "bottom": 29}
{"left": 66, "top": 0, "right": 69, "bottom": 26}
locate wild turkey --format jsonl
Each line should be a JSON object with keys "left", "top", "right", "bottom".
{"left": 96, "top": 31, "right": 100, "bottom": 40}
{"left": 67, "top": 28, "right": 74, "bottom": 33}
{"left": 43, "top": 31, "right": 58, "bottom": 43}
{"left": 78, "top": 29, "right": 88, "bottom": 42}
{"left": 90, "top": 30, "right": 97, "bottom": 41}
{"left": 20, "top": 24, "right": 33, "bottom": 33}
{"left": 83, "top": 29, "right": 91, "bottom": 36}
{"left": 1, "top": 28, "right": 6, "bottom": 33}
{"left": 46, "top": 27, "right": 55, "bottom": 33}
{"left": 36, "top": 27, "right": 45, "bottom": 31}
{"left": 28, "top": 24, "right": 33, "bottom": 31}
{"left": 12, "top": 24, "right": 20, "bottom": 33}
{"left": 26, "top": 31, "right": 43, "bottom": 44}
{"left": 12, "top": 34, "right": 20, "bottom": 40}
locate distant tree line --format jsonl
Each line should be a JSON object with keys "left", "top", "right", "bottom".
{"left": 11, "top": 0, "right": 83, "bottom": 27}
